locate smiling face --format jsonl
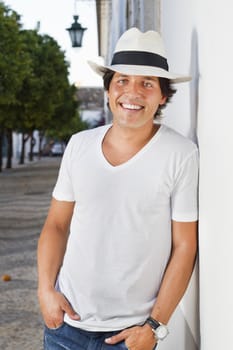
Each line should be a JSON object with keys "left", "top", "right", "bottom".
{"left": 107, "top": 73, "right": 167, "bottom": 130}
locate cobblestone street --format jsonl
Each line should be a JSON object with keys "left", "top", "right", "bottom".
{"left": 0, "top": 158, "right": 61, "bottom": 350}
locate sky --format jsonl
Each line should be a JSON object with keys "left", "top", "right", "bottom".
{"left": 5, "top": 0, "right": 103, "bottom": 86}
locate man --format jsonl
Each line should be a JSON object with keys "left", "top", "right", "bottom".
{"left": 38, "top": 28, "right": 198, "bottom": 350}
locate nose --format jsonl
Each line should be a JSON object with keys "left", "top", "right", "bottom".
{"left": 124, "top": 79, "right": 143, "bottom": 98}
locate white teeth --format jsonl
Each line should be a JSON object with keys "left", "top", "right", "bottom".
{"left": 122, "top": 103, "right": 142, "bottom": 110}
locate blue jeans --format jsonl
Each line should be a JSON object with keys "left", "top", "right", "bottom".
{"left": 44, "top": 322, "right": 128, "bottom": 350}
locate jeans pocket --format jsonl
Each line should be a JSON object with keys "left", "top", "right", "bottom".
{"left": 45, "top": 322, "right": 65, "bottom": 332}
{"left": 117, "top": 341, "right": 128, "bottom": 350}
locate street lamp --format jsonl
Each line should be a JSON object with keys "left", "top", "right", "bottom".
{"left": 67, "top": 1, "right": 87, "bottom": 47}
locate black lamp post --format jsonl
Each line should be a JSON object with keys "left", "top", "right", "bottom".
{"left": 67, "top": 15, "right": 87, "bottom": 48}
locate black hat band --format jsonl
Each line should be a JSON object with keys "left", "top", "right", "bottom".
{"left": 111, "top": 51, "right": 169, "bottom": 71}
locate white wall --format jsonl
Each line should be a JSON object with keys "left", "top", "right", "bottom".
{"left": 197, "top": 2, "right": 233, "bottom": 349}
{"left": 160, "top": 3, "right": 199, "bottom": 349}
{"left": 161, "top": 1, "right": 233, "bottom": 349}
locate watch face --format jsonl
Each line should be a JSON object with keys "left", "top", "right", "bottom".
{"left": 155, "top": 325, "right": 169, "bottom": 340}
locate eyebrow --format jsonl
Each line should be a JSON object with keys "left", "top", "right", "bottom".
{"left": 142, "top": 76, "right": 159, "bottom": 81}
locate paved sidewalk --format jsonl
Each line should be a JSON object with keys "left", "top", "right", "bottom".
{"left": 0, "top": 158, "right": 61, "bottom": 350}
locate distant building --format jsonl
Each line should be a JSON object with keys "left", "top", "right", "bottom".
{"left": 76, "top": 86, "right": 105, "bottom": 127}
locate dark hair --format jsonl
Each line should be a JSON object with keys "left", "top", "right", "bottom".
{"left": 103, "top": 69, "right": 176, "bottom": 118}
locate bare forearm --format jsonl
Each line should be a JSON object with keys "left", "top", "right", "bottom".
{"left": 37, "top": 198, "right": 74, "bottom": 294}
{"left": 37, "top": 199, "right": 79, "bottom": 327}
{"left": 37, "top": 226, "right": 80, "bottom": 327}
{"left": 150, "top": 220, "right": 198, "bottom": 324}
{"left": 37, "top": 226, "right": 69, "bottom": 293}
{"left": 151, "top": 244, "right": 197, "bottom": 324}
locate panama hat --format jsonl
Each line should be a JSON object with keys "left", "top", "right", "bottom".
{"left": 88, "top": 27, "right": 191, "bottom": 83}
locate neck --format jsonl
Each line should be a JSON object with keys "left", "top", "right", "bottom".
{"left": 109, "top": 122, "right": 159, "bottom": 146}
{"left": 102, "top": 122, "right": 160, "bottom": 167}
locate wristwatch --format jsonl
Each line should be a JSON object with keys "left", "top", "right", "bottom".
{"left": 146, "top": 316, "right": 169, "bottom": 341}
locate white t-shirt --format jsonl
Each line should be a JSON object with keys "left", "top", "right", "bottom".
{"left": 53, "top": 124, "right": 198, "bottom": 331}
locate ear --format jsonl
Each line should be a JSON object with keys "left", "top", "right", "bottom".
{"left": 160, "top": 95, "right": 167, "bottom": 105}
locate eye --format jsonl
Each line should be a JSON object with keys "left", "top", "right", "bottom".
{"left": 143, "top": 81, "right": 153, "bottom": 88}
{"left": 117, "top": 78, "right": 127, "bottom": 85}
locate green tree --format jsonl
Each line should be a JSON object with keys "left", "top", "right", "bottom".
{"left": 0, "top": 2, "right": 29, "bottom": 171}
{"left": 45, "top": 84, "right": 89, "bottom": 145}
{"left": 15, "top": 30, "right": 72, "bottom": 163}
{"left": 0, "top": 3, "right": 86, "bottom": 169}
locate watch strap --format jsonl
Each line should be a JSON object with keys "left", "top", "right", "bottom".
{"left": 146, "top": 316, "right": 160, "bottom": 330}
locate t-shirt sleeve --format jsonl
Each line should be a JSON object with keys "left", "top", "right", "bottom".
{"left": 52, "top": 136, "right": 75, "bottom": 202}
{"left": 171, "top": 148, "right": 199, "bottom": 222}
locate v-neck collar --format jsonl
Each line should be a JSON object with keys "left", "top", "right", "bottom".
{"left": 98, "top": 123, "right": 164, "bottom": 170}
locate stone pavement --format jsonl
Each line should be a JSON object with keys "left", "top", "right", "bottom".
{"left": 0, "top": 157, "right": 61, "bottom": 350}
